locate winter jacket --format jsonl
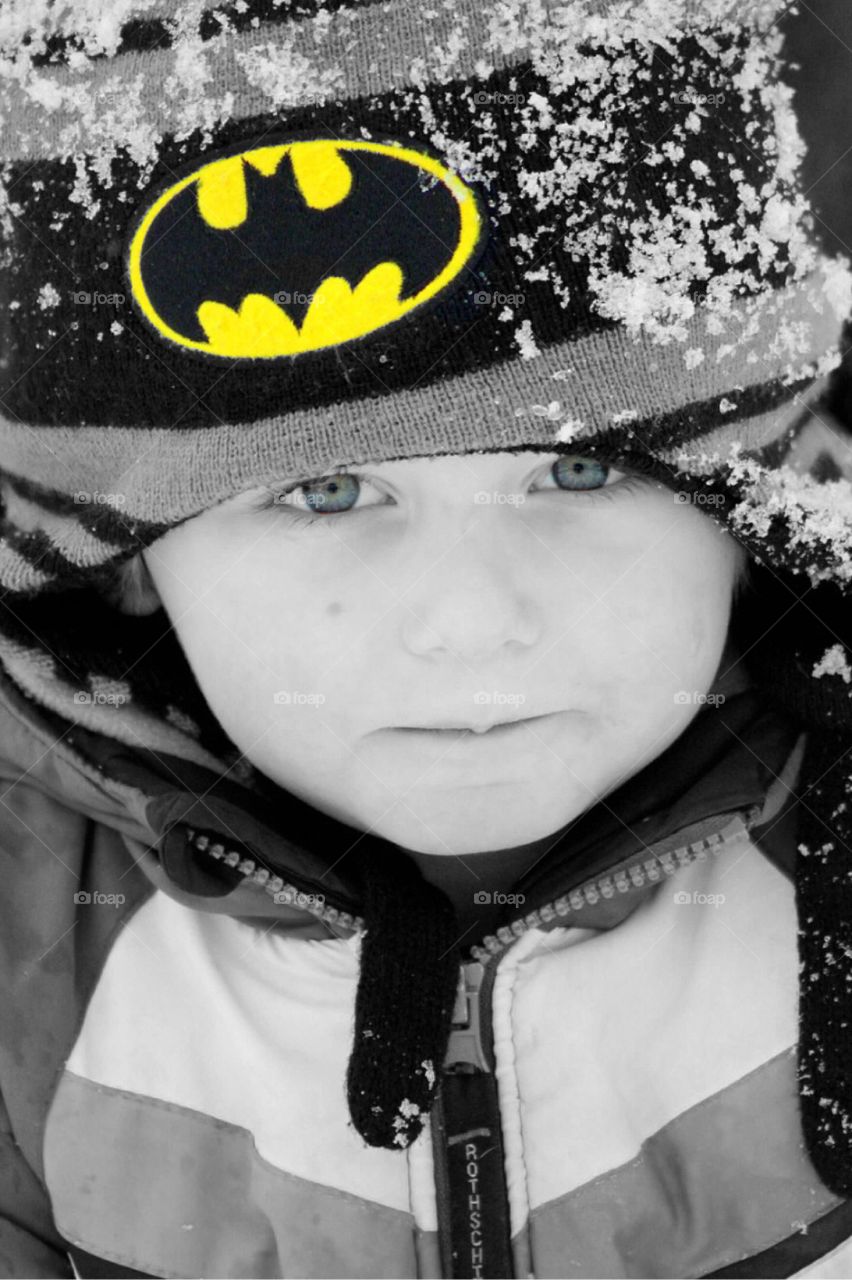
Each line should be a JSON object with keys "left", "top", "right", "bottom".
{"left": 2, "top": 654, "right": 852, "bottom": 1280}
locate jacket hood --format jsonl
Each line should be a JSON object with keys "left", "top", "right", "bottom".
{"left": 0, "top": 547, "right": 821, "bottom": 1156}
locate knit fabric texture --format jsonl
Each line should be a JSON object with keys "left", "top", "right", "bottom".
{"left": 1, "top": 0, "right": 852, "bottom": 1174}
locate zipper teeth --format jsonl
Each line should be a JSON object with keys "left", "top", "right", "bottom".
{"left": 184, "top": 828, "right": 366, "bottom": 934}
{"left": 185, "top": 808, "right": 757, "bottom": 956}
{"left": 468, "top": 810, "right": 758, "bottom": 965}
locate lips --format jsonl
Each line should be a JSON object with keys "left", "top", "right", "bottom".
{"left": 398, "top": 712, "right": 554, "bottom": 735}
{"left": 384, "top": 711, "right": 569, "bottom": 774}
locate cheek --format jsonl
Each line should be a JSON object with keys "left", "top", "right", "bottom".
{"left": 562, "top": 514, "right": 735, "bottom": 684}
{"left": 637, "top": 524, "right": 736, "bottom": 677}
{"left": 215, "top": 560, "right": 356, "bottom": 700}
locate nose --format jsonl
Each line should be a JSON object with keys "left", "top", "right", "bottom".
{"left": 398, "top": 505, "right": 542, "bottom": 663}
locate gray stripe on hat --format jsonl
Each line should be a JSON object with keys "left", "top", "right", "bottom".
{"left": 0, "top": 268, "right": 837, "bottom": 523}
{"left": 0, "top": 0, "right": 787, "bottom": 164}
{"left": 0, "top": 2, "right": 532, "bottom": 164}
{"left": 653, "top": 377, "right": 836, "bottom": 476}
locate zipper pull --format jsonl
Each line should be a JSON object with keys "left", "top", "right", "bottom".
{"left": 433, "top": 960, "right": 514, "bottom": 1277}
{"left": 444, "top": 961, "right": 492, "bottom": 1073}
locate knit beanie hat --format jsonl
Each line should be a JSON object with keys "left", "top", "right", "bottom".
{"left": 2, "top": 0, "right": 852, "bottom": 1178}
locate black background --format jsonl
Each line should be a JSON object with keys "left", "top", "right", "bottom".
{"left": 783, "top": 1, "right": 852, "bottom": 259}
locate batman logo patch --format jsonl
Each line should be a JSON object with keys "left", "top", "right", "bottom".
{"left": 125, "top": 135, "right": 488, "bottom": 360}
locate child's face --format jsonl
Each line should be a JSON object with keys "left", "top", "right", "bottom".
{"left": 142, "top": 450, "right": 746, "bottom": 856}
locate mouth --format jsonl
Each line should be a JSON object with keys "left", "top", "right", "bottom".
{"left": 383, "top": 711, "right": 570, "bottom": 776}
{"left": 396, "top": 712, "right": 557, "bottom": 736}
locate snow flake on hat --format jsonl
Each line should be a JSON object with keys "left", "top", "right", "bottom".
{"left": 515, "top": 318, "right": 540, "bottom": 360}
{"left": 36, "top": 281, "right": 60, "bottom": 309}
{"left": 234, "top": 38, "right": 345, "bottom": 111}
{"left": 531, "top": 400, "right": 563, "bottom": 420}
{"left": 554, "top": 416, "right": 587, "bottom": 444}
{"left": 3, "top": 0, "right": 849, "bottom": 387}
{"left": 724, "top": 451, "right": 852, "bottom": 586}
{"left": 446, "top": 0, "right": 849, "bottom": 361}
{"left": 813, "top": 645, "right": 852, "bottom": 686}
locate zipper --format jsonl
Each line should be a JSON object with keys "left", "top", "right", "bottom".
{"left": 431, "top": 806, "right": 761, "bottom": 1279}
{"left": 182, "top": 827, "right": 365, "bottom": 934}
{"left": 431, "top": 960, "right": 513, "bottom": 1278}
{"left": 183, "top": 805, "right": 760, "bottom": 962}
{"left": 184, "top": 807, "right": 759, "bottom": 1279}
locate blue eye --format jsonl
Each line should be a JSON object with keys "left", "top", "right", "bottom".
{"left": 253, "top": 454, "right": 645, "bottom": 525}
{"left": 294, "top": 473, "right": 361, "bottom": 515}
{"left": 548, "top": 455, "right": 611, "bottom": 492}
{"left": 252, "top": 470, "right": 367, "bottom": 523}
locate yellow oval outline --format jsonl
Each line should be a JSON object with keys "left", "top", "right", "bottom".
{"left": 127, "top": 139, "right": 484, "bottom": 358}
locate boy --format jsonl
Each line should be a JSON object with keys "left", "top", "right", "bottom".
{"left": 0, "top": 0, "right": 851, "bottom": 1276}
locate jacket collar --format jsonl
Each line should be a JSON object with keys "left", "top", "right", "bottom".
{"left": 0, "top": 650, "right": 803, "bottom": 936}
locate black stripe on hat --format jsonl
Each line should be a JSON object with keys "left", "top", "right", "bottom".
{"left": 0, "top": 471, "right": 175, "bottom": 547}
{"left": 0, "top": 369, "right": 816, "bottom": 575}
{"left": 0, "top": 34, "right": 796, "bottom": 431}
{"left": 0, "top": 522, "right": 131, "bottom": 594}
{"left": 612, "top": 372, "right": 821, "bottom": 455}
{"left": 0, "top": 371, "right": 817, "bottom": 599}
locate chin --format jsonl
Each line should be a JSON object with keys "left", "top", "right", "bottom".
{"left": 376, "top": 792, "right": 582, "bottom": 856}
